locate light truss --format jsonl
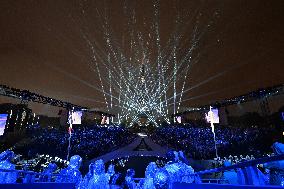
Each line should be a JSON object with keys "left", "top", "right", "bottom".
{"left": 0, "top": 85, "right": 85, "bottom": 110}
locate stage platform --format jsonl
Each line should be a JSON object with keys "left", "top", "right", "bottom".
{"left": 88, "top": 134, "right": 168, "bottom": 163}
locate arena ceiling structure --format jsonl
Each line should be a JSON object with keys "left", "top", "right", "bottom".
{"left": 0, "top": 0, "right": 283, "bottom": 123}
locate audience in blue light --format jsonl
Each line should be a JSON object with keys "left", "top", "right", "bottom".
{"left": 151, "top": 124, "right": 277, "bottom": 159}
{"left": 15, "top": 126, "right": 135, "bottom": 160}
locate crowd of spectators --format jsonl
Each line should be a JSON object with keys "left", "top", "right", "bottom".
{"left": 4, "top": 122, "right": 280, "bottom": 162}
{"left": 151, "top": 124, "right": 279, "bottom": 160}
{"left": 13, "top": 125, "right": 136, "bottom": 160}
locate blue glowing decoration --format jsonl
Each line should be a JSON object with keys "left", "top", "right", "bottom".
{"left": 0, "top": 150, "right": 17, "bottom": 183}
{"left": 40, "top": 162, "right": 57, "bottom": 182}
{"left": 87, "top": 159, "right": 109, "bottom": 189}
{"left": 179, "top": 163, "right": 195, "bottom": 183}
{"left": 56, "top": 155, "right": 82, "bottom": 188}
{"left": 164, "top": 150, "right": 195, "bottom": 185}
{"left": 141, "top": 162, "right": 158, "bottom": 189}
{"left": 23, "top": 164, "right": 35, "bottom": 183}
{"left": 125, "top": 169, "right": 136, "bottom": 189}
{"left": 107, "top": 164, "right": 115, "bottom": 179}
{"left": 164, "top": 162, "right": 179, "bottom": 184}
{"left": 80, "top": 163, "right": 95, "bottom": 189}
{"left": 154, "top": 168, "right": 170, "bottom": 189}
{"left": 146, "top": 162, "right": 158, "bottom": 179}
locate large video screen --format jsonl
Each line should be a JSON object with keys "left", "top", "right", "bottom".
{"left": 0, "top": 114, "right": 8, "bottom": 136}
{"left": 205, "top": 108, "right": 220, "bottom": 124}
{"left": 68, "top": 111, "right": 83, "bottom": 124}
{"left": 101, "top": 116, "right": 110, "bottom": 125}
{"left": 176, "top": 116, "right": 182, "bottom": 124}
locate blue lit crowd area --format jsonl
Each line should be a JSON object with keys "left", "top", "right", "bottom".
{"left": 151, "top": 123, "right": 279, "bottom": 160}
{"left": 17, "top": 125, "right": 136, "bottom": 161}
{"left": 1, "top": 0, "right": 284, "bottom": 188}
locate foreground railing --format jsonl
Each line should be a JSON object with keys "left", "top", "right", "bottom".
{"left": 194, "top": 154, "right": 284, "bottom": 176}
{"left": 201, "top": 178, "right": 227, "bottom": 184}
{"left": 0, "top": 183, "right": 74, "bottom": 189}
{"left": 172, "top": 183, "right": 284, "bottom": 189}
{"left": 177, "top": 154, "right": 284, "bottom": 188}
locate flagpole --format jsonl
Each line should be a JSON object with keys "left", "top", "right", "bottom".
{"left": 209, "top": 106, "right": 218, "bottom": 159}
{"left": 67, "top": 108, "right": 73, "bottom": 160}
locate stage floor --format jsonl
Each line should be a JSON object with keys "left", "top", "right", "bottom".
{"left": 89, "top": 134, "right": 168, "bottom": 163}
